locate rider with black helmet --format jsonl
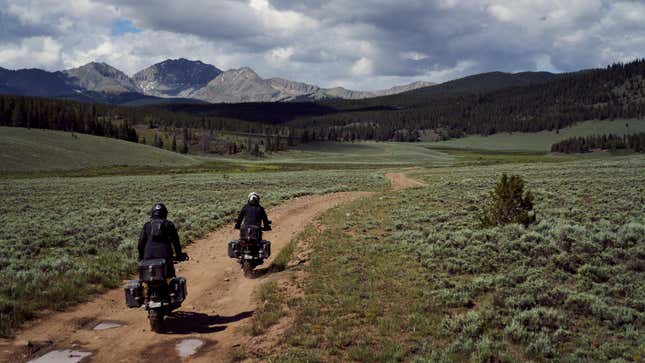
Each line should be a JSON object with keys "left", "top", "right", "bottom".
{"left": 137, "top": 203, "right": 188, "bottom": 277}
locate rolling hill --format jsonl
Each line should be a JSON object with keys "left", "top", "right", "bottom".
{"left": 324, "top": 70, "right": 560, "bottom": 109}
{"left": 427, "top": 118, "right": 645, "bottom": 151}
{"left": 0, "top": 127, "right": 198, "bottom": 173}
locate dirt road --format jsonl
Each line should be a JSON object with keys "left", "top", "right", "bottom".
{"left": 1, "top": 192, "right": 372, "bottom": 363}
{"left": 385, "top": 171, "right": 428, "bottom": 190}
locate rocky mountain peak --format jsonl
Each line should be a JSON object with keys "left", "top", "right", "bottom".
{"left": 63, "top": 62, "right": 140, "bottom": 93}
{"left": 133, "top": 58, "right": 222, "bottom": 97}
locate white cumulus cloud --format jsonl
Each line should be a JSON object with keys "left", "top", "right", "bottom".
{"left": 1, "top": 0, "right": 645, "bottom": 89}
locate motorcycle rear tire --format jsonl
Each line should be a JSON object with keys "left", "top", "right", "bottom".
{"left": 149, "top": 309, "right": 164, "bottom": 333}
{"left": 243, "top": 260, "right": 253, "bottom": 278}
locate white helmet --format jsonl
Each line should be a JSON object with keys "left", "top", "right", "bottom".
{"left": 248, "top": 192, "right": 260, "bottom": 204}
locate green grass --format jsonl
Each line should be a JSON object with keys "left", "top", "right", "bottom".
{"left": 0, "top": 127, "right": 198, "bottom": 172}
{"left": 428, "top": 118, "right": 645, "bottom": 151}
{"left": 1, "top": 129, "right": 457, "bottom": 177}
{"left": 273, "top": 196, "right": 435, "bottom": 362}
{"left": 267, "top": 141, "right": 454, "bottom": 166}
{"left": 431, "top": 148, "right": 577, "bottom": 166}
{"left": 248, "top": 281, "right": 287, "bottom": 336}
{"left": 274, "top": 156, "right": 645, "bottom": 362}
{"left": 0, "top": 169, "right": 388, "bottom": 337}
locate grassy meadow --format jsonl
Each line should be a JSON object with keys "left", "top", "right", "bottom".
{"left": 0, "top": 127, "right": 199, "bottom": 173}
{"left": 0, "top": 170, "right": 387, "bottom": 336}
{"left": 271, "top": 156, "right": 645, "bottom": 362}
{"left": 2, "top": 121, "right": 644, "bottom": 363}
{"left": 428, "top": 119, "right": 645, "bottom": 151}
{"left": 269, "top": 141, "right": 454, "bottom": 166}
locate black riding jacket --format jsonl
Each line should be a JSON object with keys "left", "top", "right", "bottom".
{"left": 235, "top": 202, "right": 270, "bottom": 229}
{"left": 137, "top": 217, "right": 182, "bottom": 262}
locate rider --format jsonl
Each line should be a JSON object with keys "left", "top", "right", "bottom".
{"left": 234, "top": 192, "right": 271, "bottom": 234}
{"left": 138, "top": 203, "right": 188, "bottom": 277}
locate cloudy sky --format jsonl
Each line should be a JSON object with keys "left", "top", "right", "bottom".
{"left": 1, "top": 0, "right": 644, "bottom": 90}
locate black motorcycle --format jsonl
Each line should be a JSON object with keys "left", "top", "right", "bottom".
{"left": 228, "top": 224, "right": 271, "bottom": 277}
{"left": 124, "top": 256, "right": 188, "bottom": 332}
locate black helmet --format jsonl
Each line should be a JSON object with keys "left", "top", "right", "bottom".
{"left": 151, "top": 203, "right": 168, "bottom": 218}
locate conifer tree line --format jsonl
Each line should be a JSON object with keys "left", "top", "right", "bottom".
{"left": 0, "top": 94, "right": 138, "bottom": 142}
{"left": 550, "top": 133, "right": 645, "bottom": 153}
{"left": 0, "top": 94, "right": 294, "bottom": 148}
{"left": 288, "top": 59, "right": 645, "bottom": 141}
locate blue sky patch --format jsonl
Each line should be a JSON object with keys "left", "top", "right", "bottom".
{"left": 110, "top": 19, "right": 141, "bottom": 36}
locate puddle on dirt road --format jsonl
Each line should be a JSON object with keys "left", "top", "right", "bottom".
{"left": 175, "top": 339, "right": 205, "bottom": 358}
{"left": 93, "top": 322, "right": 122, "bottom": 330}
{"left": 26, "top": 350, "right": 92, "bottom": 363}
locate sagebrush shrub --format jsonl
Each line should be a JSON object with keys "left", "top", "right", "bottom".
{"left": 478, "top": 173, "right": 536, "bottom": 227}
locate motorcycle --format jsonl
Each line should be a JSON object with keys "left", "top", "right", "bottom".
{"left": 228, "top": 223, "right": 272, "bottom": 277}
{"left": 124, "top": 256, "right": 188, "bottom": 332}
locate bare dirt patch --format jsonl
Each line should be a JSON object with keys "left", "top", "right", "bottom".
{"left": 385, "top": 172, "right": 428, "bottom": 190}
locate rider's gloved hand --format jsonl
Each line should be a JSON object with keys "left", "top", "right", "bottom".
{"left": 176, "top": 252, "right": 189, "bottom": 261}
{"left": 234, "top": 223, "right": 241, "bottom": 230}
{"left": 263, "top": 225, "right": 272, "bottom": 231}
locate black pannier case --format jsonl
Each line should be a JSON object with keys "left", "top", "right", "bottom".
{"left": 259, "top": 240, "right": 271, "bottom": 258}
{"left": 169, "top": 276, "right": 187, "bottom": 305}
{"left": 138, "top": 258, "right": 167, "bottom": 281}
{"left": 125, "top": 280, "right": 143, "bottom": 308}
{"left": 228, "top": 240, "right": 241, "bottom": 258}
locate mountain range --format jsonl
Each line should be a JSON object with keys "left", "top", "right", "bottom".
{"left": 0, "top": 59, "right": 435, "bottom": 105}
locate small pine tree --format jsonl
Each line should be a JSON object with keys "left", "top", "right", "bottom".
{"left": 172, "top": 133, "right": 177, "bottom": 152}
{"left": 181, "top": 139, "right": 188, "bottom": 154}
{"left": 478, "top": 174, "right": 536, "bottom": 227}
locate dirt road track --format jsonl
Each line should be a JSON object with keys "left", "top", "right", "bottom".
{"left": 1, "top": 192, "right": 372, "bottom": 363}
{"left": 385, "top": 171, "right": 428, "bottom": 190}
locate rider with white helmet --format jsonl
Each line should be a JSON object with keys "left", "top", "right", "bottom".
{"left": 235, "top": 192, "right": 271, "bottom": 231}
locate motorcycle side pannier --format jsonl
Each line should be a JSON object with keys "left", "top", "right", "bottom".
{"left": 259, "top": 240, "right": 271, "bottom": 258}
{"left": 125, "top": 280, "right": 143, "bottom": 308}
{"left": 228, "top": 240, "right": 241, "bottom": 258}
{"left": 138, "top": 258, "right": 167, "bottom": 281}
{"left": 169, "top": 276, "right": 187, "bottom": 305}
